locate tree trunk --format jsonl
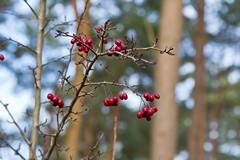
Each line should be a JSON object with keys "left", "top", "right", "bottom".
{"left": 150, "top": 0, "right": 183, "bottom": 160}
{"left": 188, "top": 0, "right": 207, "bottom": 160}
{"left": 65, "top": 1, "right": 91, "bottom": 159}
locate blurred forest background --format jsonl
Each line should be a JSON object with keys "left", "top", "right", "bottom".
{"left": 0, "top": 0, "right": 240, "bottom": 160}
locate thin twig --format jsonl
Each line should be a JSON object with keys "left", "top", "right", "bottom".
{"left": 1, "top": 137, "right": 26, "bottom": 160}
{"left": 3, "top": 37, "right": 37, "bottom": 54}
{"left": 23, "top": 0, "right": 38, "bottom": 19}
{"left": 0, "top": 100, "right": 34, "bottom": 155}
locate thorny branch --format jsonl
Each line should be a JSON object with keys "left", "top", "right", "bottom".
{"left": 0, "top": 135, "right": 26, "bottom": 160}
{"left": 80, "top": 133, "right": 104, "bottom": 160}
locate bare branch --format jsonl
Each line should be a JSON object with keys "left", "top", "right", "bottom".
{"left": 30, "top": 0, "right": 46, "bottom": 159}
{"left": 23, "top": 0, "right": 38, "bottom": 19}
{"left": 3, "top": 37, "right": 37, "bottom": 54}
{"left": 0, "top": 100, "right": 34, "bottom": 155}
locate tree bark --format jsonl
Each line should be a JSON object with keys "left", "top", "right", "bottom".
{"left": 65, "top": 0, "right": 91, "bottom": 159}
{"left": 188, "top": 0, "right": 207, "bottom": 160}
{"left": 150, "top": 0, "right": 183, "bottom": 160}
{"left": 30, "top": 0, "right": 46, "bottom": 159}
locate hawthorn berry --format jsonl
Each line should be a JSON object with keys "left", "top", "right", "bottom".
{"left": 143, "top": 92, "right": 149, "bottom": 99}
{"left": 86, "top": 38, "right": 93, "bottom": 45}
{"left": 95, "top": 27, "right": 102, "bottom": 33}
{"left": 146, "top": 116, "right": 151, "bottom": 121}
{"left": 115, "top": 46, "right": 121, "bottom": 52}
{"left": 83, "top": 47, "right": 89, "bottom": 53}
{"left": 120, "top": 44, "right": 126, "bottom": 50}
{"left": 113, "top": 96, "right": 118, "bottom": 103}
{"left": 78, "top": 46, "right": 85, "bottom": 51}
{"left": 103, "top": 98, "right": 109, "bottom": 106}
{"left": 147, "top": 108, "right": 154, "bottom": 116}
{"left": 152, "top": 106, "right": 158, "bottom": 112}
{"left": 47, "top": 93, "right": 54, "bottom": 100}
{"left": 122, "top": 93, "right": 128, "bottom": 100}
{"left": 109, "top": 98, "right": 115, "bottom": 106}
{"left": 154, "top": 94, "right": 160, "bottom": 99}
{"left": 52, "top": 96, "right": 59, "bottom": 103}
{"left": 148, "top": 95, "right": 154, "bottom": 102}
{"left": 103, "top": 38, "right": 108, "bottom": 44}
{"left": 137, "top": 111, "right": 143, "bottom": 119}
{"left": 71, "top": 38, "right": 77, "bottom": 44}
{"left": 52, "top": 101, "right": 58, "bottom": 106}
{"left": 58, "top": 99, "right": 64, "bottom": 108}
{"left": 142, "top": 106, "right": 148, "bottom": 113}
{"left": 76, "top": 41, "right": 82, "bottom": 46}
{"left": 119, "top": 93, "right": 128, "bottom": 100}
{"left": 0, "top": 54, "right": 4, "bottom": 61}
{"left": 115, "top": 39, "right": 122, "bottom": 46}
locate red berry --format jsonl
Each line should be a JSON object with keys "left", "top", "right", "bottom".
{"left": 82, "top": 38, "right": 87, "bottom": 44}
{"left": 71, "top": 38, "right": 76, "bottom": 44}
{"left": 103, "top": 38, "right": 108, "bottom": 44}
{"left": 86, "top": 38, "right": 93, "bottom": 45}
{"left": 147, "top": 108, "right": 154, "bottom": 116}
{"left": 115, "top": 46, "right": 121, "bottom": 52}
{"left": 119, "top": 94, "right": 124, "bottom": 100}
{"left": 78, "top": 45, "right": 85, "bottom": 51}
{"left": 103, "top": 98, "right": 109, "bottom": 106}
{"left": 96, "top": 27, "right": 102, "bottom": 33}
{"left": 52, "top": 96, "right": 59, "bottom": 103}
{"left": 142, "top": 106, "right": 148, "bottom": 113}
{"left": 47, "top": 93, "right": 54, "bottom": 100}
{"left": 154, "top": 94, "right": 160, "bottom": 99}
{"left": 0, "top": 54, "right": 4, "bottom": 61}
{"left": 142, "top": 112, "right": 147, "bottom": 118}
{"left": 89, "top": 43, "right": 93, "bottom": 49}
{"left": 120, "top": 44, "right": 126, "bottom": 50}
{"left": 113, "top": 96, "right": 118, "bottom": 103}
{"left": 143, "top": 92, "right": 149, "bottom": 99}
{"left": 148, "top": 95, "right": 154, "bottom": 102}
{"left": 83, "top": 47, "right": 89, "bottom": 53}
{"left": 76, "top": 41, "right": 82, "bottom": 46}
{"left": 122, "top": 93, "right": 128, "bottom": 100}
{"left": 146, "top": 116, "right": 151, "bottom": 121}
{"left": 152, "top": 106, "right": 158, "bottom": 112}
{"left": 52, "top": 101, "right": 58, "bottom": 106}
{"left": 109, "top": 98, "right": 115, "bottom": 106}
{"left": 114, "top": 39, "right": 122, "bottom": 46}
{"left": 75, "top": 35, "right": 81, "bottom": 39}
{"left": 137, "top": 111, "right": 143, "bottom": 119}
{"left": 58, "top": 99, "right": 64, "bottom": 108}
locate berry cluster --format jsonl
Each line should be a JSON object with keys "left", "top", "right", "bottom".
{"left": 103, "top": 93, "right": 128, "bottom": 107}
{"left": 137, "top": 106, "right": 158, "bottom": 121}
{"left": 0, "top": 54, "right": 4, "bottom": 61}
{"left": 137, "top": 92, "right": 160, "bottom": 121}
{"left": 47, "top": 93, "right": 64, "bottom": 108}
{"left": 143, "top": 92, "right": 160, "bottom": 102}
{"left": 106, "top": 39, "right": 126, "bottom": 56}
{"left": 119, "top": 93, "right": 128, "bottom": 100}
{"left": 70, "top": 36, "right": 93, "bottom": 53}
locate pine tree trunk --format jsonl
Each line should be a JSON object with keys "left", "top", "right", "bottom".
{"left": 65, "top": 0, "right": 91, "bottom": 159}
{"left": 150, "top": 0, "right": 183, "bottom": 159}
{"left": 188, "top": 0, "right": 207, "bottom": 160}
